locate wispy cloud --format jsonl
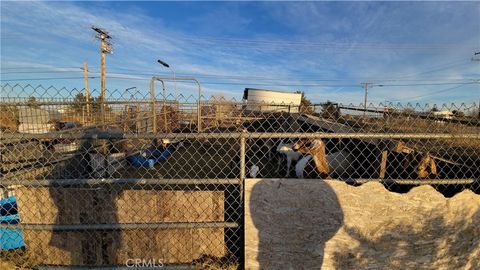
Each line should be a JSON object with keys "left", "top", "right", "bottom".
{"left": 1, "top": 1, "right": 478, "bottom": 105}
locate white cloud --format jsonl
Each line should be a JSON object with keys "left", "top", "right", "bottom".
{"left": 1, "top": 1, "right": 478, "bottom": 105}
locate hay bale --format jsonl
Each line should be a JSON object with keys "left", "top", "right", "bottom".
{"left": 23, "top": 228, "right": 225, "bottom": 265}
{"left": 17, "top": 187, "right": 225, "bottom": 224}
{"left": 245, "top": 179, "right": 480, "bottom": 269}
{"left": 16, "top": 187, "right": 226, "bottom": 266}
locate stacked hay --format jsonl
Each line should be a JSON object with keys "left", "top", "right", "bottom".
{"left": 15, "top": 187, "right": 226, "bottom": 266}
{"left": 245, "top": 179, "right": 480, "bottom": 269}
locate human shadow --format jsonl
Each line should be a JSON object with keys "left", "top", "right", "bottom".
{"left": 249, "top": 179, "right": 344, "bottom": 269}
{"left": 44, "top": 128, "right": 122, "bottom": 265}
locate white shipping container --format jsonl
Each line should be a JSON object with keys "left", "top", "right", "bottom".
{"left": 243, "top": 88, "right": 302, "bottom": 112}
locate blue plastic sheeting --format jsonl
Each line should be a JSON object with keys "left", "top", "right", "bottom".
{"left": 128, "top": 147, "right": 174, "bottom": 168}
{"left": 0, "top": 196, "right": 17, "bottom": 216}
{"left": 1, "top": 197, "right": 25, "bottom": 250}
{"left": 145, "top": 147, "right": 174, "bottom": 162}
{"left": 127, "top": 155, "right": 156, "bottom": 168}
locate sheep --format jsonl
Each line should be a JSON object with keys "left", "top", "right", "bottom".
{"left": 292, "top": 139, "right": 353, "bottom": 179}
{"left": 275, "top": 142, "right": 302, "bottom": 177}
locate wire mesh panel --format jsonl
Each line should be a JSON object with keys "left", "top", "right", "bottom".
{"left": 1, "top": 84, "right": 479, "bottom": 269}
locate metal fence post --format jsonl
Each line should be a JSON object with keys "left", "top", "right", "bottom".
{"left": 149, "top": 78, "right": 157, "bottom": 133}
{"left": 239, "top": 131, "right": 246, "bottom": 201}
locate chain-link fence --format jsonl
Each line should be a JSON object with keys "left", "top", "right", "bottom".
{"left": 1, "top": 83, "right": 479, "bottom": 269}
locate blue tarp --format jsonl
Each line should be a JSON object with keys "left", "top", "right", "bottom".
{"left": 0, "top": 196, "right": 17, "bottom": 216}
{"left": 0, "top": 197, "right": 25, "bottom": 250}
{"left": 128, "top": 147, "right": 174, "bottom": 168}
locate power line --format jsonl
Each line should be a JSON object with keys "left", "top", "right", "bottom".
{"left": 105, "top": 75, "right": 360, "bottom": 87}
{"left": 4, "top": 69, "right": 474, "bottom": 85}
{"left": 172, "top": 35, "right": 471, "bottom": 51}
{"left": 105, "top": 75, "right": 478, "bottom": 88}
{"left": 2, "top": 74, "right": 477, "bottom": 88}
{"left": 1, "top": 76, "right": 99, "bottom": 81}
{"left": 0, "top": 66, "right": 81, "bottom": 70}
{"left": 390, "top": 84, "right": 474, "bottom": 102}
{"left": 1, "top": 69, "right": 474, "bottom": 83}
{"left": 1, "top": 56, "right": 474, "bottom": 83}
{"left": 393, "top": 60, "right": 470, "bottom": 79}
{"left": 374, "top": 82, "right": 478, "bottom": 87}
{"left": 0, "top": 70, "right": 83, "bottom": 74}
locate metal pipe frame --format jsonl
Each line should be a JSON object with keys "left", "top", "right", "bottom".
{"left": 0, "top": 221, "right": 239, "bottom": 230}
{"left": 239, "top": 131, "right": 246, "bottom": 201}
{"left": 3, "top": 132, "right": 479, "bottom": 140}
{"left": 149, "top": 77, "right": 166, "bottom": 133}
{"left": 0, "top": 100, "right": 297, "bottom": 106}
{"left": 0, "top": 178, "right": 241, "bottom": 187}
{"left": 1, "top": 178, "right": 474, "bottom": 188}
{"left": 246, "top": 178, "right": 476, "bottom": 185}
{"left": 150, "top": 76, "right": 202, "bottom": 132}
{"left": 36, "top": 265, "right": 194, "bottom": 270}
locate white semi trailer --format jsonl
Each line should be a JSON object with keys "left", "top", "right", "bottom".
{"left": 243, "top": 88, "right": 303, "bottom": 113}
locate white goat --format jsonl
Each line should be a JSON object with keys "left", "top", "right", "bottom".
{"left": 249, "top": 165, "right": 260, "bottom": 178}
{"left": 293, "top": 139, "right": 353, "bottom": 179}
{"left": 276, "top": 142, "right": 302, "bottom": 177}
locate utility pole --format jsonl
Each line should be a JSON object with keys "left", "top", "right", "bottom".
{"left": 83, "top": 62, "right": 90, "bottom": 122}
{"left": 362, "top": 82, "right": 370, "bottom": 118}
{"left": 92, "top": 26, "right": 112, "bottom": 124}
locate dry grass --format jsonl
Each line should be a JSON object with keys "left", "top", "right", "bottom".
{"left": 0, "top": 251, "right": 36, "bottom": 270}
{"left": 193, "top": 255, "right": 239, "bottom": 270}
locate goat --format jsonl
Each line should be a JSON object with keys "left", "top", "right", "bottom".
{"left": 292, "top": 139, "right": 353, "bottom": 179}
{"left": 399, "top": 152, "right": 437, "bottom": 179}
{"left": 249, "top": 165, "right": 260, "bottom": 178}
{"left": 416, "top": 153, "right": 437, "bottom": 178}
{"left": 275, "top": 142, "right": 302, "bottom": 177}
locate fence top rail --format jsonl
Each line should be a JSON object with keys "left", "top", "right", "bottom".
{"left": 1, "top": 131, "right": 480, "bottom": 140}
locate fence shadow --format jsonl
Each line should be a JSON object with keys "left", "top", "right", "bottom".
{"left": 248, "top": 179, "right": 344, "bottom": 269}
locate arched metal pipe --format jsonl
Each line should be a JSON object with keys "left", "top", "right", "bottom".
{"left": 149, "top": 77, "right": 166, "bottom": 133}
{"left": 150, "top": 76, "right": 202, "bottom": 132}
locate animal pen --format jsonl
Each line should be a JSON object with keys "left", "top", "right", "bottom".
{"left": 0, "top": 83, "right": 479, "bottom": 269}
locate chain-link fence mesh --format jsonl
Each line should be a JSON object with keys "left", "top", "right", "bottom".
{"left": 1, "top": 83, "right": 479, "bottom": 269}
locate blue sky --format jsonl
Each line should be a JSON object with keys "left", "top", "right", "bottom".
{"left": 1, "top": 1, "right": 479, "bottom": 106}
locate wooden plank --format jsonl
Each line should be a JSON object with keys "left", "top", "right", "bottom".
{"left": 379, "top": 150, "right": 388, "bottom": 179}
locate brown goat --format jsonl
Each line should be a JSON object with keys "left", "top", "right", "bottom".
{"left": 292, "top": 139, "right": 330, "bottom": 178}
{"left": 416, "top": 153, "right": 438, "bottom": 179}
{"left": 293, "top": 139, "right": 355, "bottom": 179}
